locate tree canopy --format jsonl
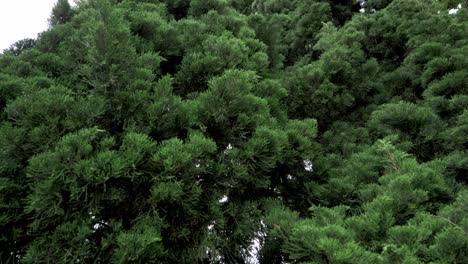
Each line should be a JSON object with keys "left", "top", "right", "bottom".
{"left": 0, "top": 0, "right": 467, "bottom": 263}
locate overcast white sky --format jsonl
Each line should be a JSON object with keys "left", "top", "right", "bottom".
{"left": 0, "top": 0, "right": 74, "bottom": 50}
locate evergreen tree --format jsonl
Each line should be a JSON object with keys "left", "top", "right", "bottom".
{"left": 49, "top": 0, "right": 74, "bottom": 26}
{"left": 3, "top": 39, "right": 36, "bottom": 56}
{"left": 0, "top": 0, "right": 466, "bottom": 263}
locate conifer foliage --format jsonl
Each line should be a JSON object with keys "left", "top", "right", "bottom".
{"left": 0, "top": 0, "right": 467, "bottom": 263}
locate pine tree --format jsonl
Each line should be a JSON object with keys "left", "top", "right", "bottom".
{"left": 0, "top": 0, "right": 466, "bottom": 263}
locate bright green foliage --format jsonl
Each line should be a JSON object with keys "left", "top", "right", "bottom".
{"left": 261, "top": 140, "right": 460, "bottom": 263}
{"left": 112, "top": 216, "right": 164, "bottom": 263}
{"left": 196, "top": 70, "right": 270, "bottom": 145}
{"left": 0, "top": 0, "right": 467, "bottom": 263}
{"left": 175, "top": 34, "right": 268, "bottom": 93}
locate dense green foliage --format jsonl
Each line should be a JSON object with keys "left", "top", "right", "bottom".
{"left": 0, "top": 0, "right": 466, "bottom": 263}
